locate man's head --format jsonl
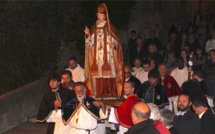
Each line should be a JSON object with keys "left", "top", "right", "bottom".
{"left": 165, "top": 42, "right": 171, "bottom": 50}
{"left": 131, "top": 102, "right": 150, "bottom": 124}
{"left": 140, "top": 33, "right": 146, "bottom": 40}
{"left": 192, "top": 98, "right": 208, "bottom": 115}
{"left": 182, "top": 32, "right": 188, "bottom": 41}
{"left": 124, "top": 81, "right": 135, "bottom": 96}
{"left": 209, "top": 49, "right": 215, "bottom": 60}
{"left": 158, "top": 64, "right": 167, "bottom": 77}
{"left": 178, "top": 93, "right": 192, "bottom": 111}
{"left": 150, "top": 30, "right": 155, "bottom": 38}
{"left": 197, "top": 26, "right": 202, "bottom": 34}
{"left": 142, "top": 59, "right": 151, "bottom": 72}
{"left": 136, "top": 38, "right": 143, "bottom": 47}
{"left": 62, "top": 70, "right": 73, "bottom": 87}
{"left": 131, "top": 30, "right": 136, "bottom": 38}
{"left": 181, "top": 49, "right": 188, "bottom": 59}
{"left": 145, "top": 21, "right": 150, "bottom": 28}
{"left": 147, "top": 103, "right": 160, "bottom": 121}
{"left": 189, "top": 33, "right": 195, "bottom": 41}
{"left": 177, "top": 57, "right": 184, "bottom": 70}
{"left": 124, "top": 65, "right": 132, "bottom": 79}
{"left": 177, "top": 24, "right": 182, "bottom": 31}
{"left": 160, "top": 109, "right": 174, "bottom": 127}
{"left": 196, "top": 47, "right": 202, "bottom": 55}
{"left": 74, "top": 82, "right": 86, "bottom": 102}
{"left": 168, "top": 50, "right": 175, "bottom": 59}
{"left": 170, "top": 32, "right": 177, "bottom": 41}
{"left": 48, "top": 73, "right": 61, "bottom": 91}
{"left": 192, "top": 69, "right": 205, "bottom": 80}
{"left": 97, "top": 4, "right": 106, "bottom": 23}
{"left": 154, "top": 24, "right": 159, "bottom": 31}
{"left": 68, "top": 56, "right": 78, "bottom": 70}
{"left": 134, "top": 58, "right": 142, "bottom": 68}
{"left": 148, "top": 70, "right": 159, "bottom": 85}
{"left": 150, "top": 58, "right": 156, "bottom": 70}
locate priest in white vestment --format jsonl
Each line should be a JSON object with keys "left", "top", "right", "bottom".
{"left": 47, "top": 82, "right": 107, "bottom": 134}
{"left": 170, "top": 57, "right": 189, "bottom": 87}
{"left": 66, "top": 56, "right": 85, "bottom": 82}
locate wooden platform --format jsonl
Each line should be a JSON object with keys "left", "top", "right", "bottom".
{"left": 94, "top": 97, "right": 125, "bottom": 107}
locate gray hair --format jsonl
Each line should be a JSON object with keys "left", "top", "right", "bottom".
{"left": 75, "top": 82, "right": 86, "bottom": 91}
{"left": 147, "top": 103, "right": 161, "bottom": 121}
{"left": 160, "top": 109, "right": 174, "bottom": 127}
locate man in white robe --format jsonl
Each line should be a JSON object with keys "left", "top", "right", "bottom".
{"left": 47, "top": 82, "right": 107, "bottom": 134}
{"left": 66, "top": 56, "right": 85, "bottom": 82}
{"left": 136, "top": 59, "right": 151, "bottom": 84}
{"left": 171, "top": 57, "right": 189, "bottom": 87}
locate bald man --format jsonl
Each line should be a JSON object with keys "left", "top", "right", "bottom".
{"left": 125, "top": 102, "right": 159, "bottom": 134}
{"left": 124, "top": 65, "right": 141, "bottom": 93}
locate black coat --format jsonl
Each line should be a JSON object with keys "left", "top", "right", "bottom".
{"left": 125, "top": 119, "right": 160, "bottom": 134}
{"left": 129, "top": 46, "right": 147, "bottom": 66}
{"left": 137, "top": 81, "right": 169, "bottom": 108}
{"left": 173, "top": 109, "right": 201, "bottom": 134}
{"left": 169, "top": 126, "right": 179, "bottom": 134}
{"left": 37, "top": 88, "right": 76, "bottom": 134}
{"left": 200, "top": 109, "right": 215, "bottom": 134}
{"left": 128, "top": 75, "right": 141, "bottom": 94}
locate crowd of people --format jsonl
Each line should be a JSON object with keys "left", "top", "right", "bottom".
{"left": 36, "top": 9, "right": 215, "bottom": 134}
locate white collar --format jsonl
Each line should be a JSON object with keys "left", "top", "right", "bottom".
{"left": 125, "top": 77, "right": 130, "bottom": 82}
{"left": 199, "top": 111, "right": 206, "bottom": 119}
{"left": 96, "top": 20, "right": 106, "bottom": 27}
{"left": 177, "top": 109, "right": 189, "bottom": 116}
{"left": 71, "top": 64, "right": 80, "bottom": 71}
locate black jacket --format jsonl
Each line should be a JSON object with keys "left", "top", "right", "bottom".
{"left": 125, "top": 119, "right": 160, "bottom": 134}
{"left": 173, "top": 109, "right": 201, "bottom": 134}
{"left": 137, "top": 81, "right": 169, "bottom": 108}
{"left": 200, "top": 109, "right": 215, "bottom": 134}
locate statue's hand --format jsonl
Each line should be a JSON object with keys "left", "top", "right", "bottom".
{"left": 110, "top": 43, "right": 115, "bottom": 48}
{"left": 84, "top": 26, "right": 89, "bottom": 35}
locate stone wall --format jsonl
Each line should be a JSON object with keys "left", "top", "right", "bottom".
{"left": 0, "top": 77, "right": 49, "bottom": 134}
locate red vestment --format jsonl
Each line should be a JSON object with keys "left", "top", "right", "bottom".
{"left": 84, "top": 22, "right": 124, "bottom": 97}
{"left": 158, "top": 75, "right": 181, "bottom": 97}
{"left": 114, "top": 94, "right": 139, "bottom": 128}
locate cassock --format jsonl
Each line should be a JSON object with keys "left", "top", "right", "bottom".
{"left": 170, "top": 67, "right": 188, "bottom": 87}
{"left": 47, "top": 96, "right": 107, "bottom": 134}
{"left": 137, "top": 81, "right": 169, "bottom": 109}
{"left": 37, "top": 88, "right": 76, "bottom": 134}
{"left": 136, "top": 70, "right": 149, "bottom": 84}
{"left": 131, "top": 67, "right": 143, "bottom": 77}
{"left": 109, "top": 94, "right": 139, "bottom": 134}
{"left": 84, "top": 20, "right": 124, "bottom": 97}
{"left": 199, "top": 109, "right": 215, "bottom": 134}
{"left": 158, "top": 75, "right": 181, "bottom": 114}
{"left": 66, "top": 64, "right": 85, "bottom": 82}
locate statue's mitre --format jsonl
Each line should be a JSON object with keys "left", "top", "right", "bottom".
{"left": 97, "top": 3, "right": 107, "bottom": 14}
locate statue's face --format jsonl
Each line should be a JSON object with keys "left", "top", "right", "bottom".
{"left": 97, "top": 13, "right": 106, "bottom": 23}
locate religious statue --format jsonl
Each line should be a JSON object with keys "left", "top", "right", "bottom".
{"left": 84, "top": 3, "right": 124, "bottom": 98}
